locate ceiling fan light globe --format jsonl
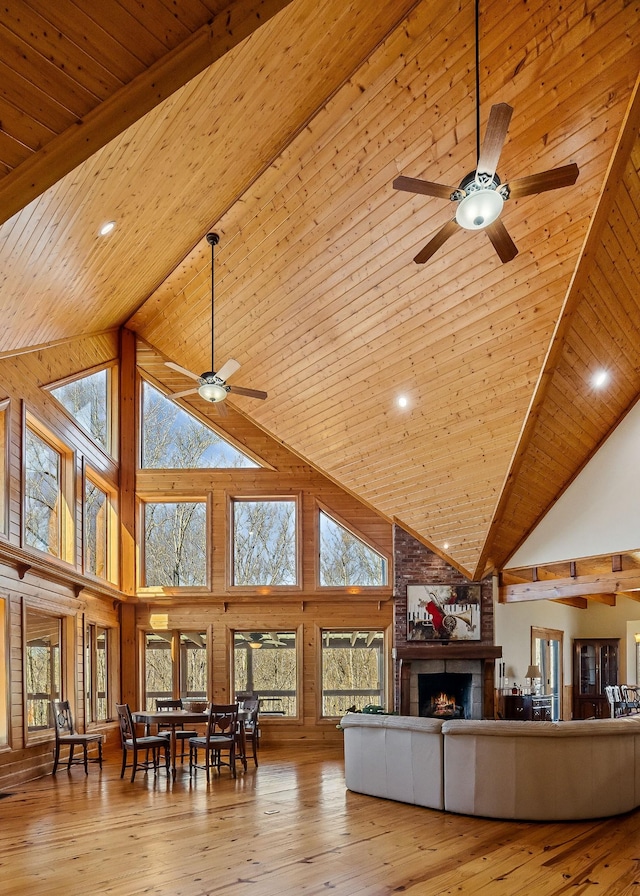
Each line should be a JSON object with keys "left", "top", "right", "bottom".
{"left": 198, "top": 381, "right": 227, "bottom": 403}
{"left": 455, "top": 188, "right": 504, "bottom": 230}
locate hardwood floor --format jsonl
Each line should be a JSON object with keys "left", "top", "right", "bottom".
{"left": 1, "top": 744, "right": 640, "bottom": 895}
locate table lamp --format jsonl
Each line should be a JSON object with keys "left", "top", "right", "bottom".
{"left": 526, "top": 664, "right": 542, "bottom": 694}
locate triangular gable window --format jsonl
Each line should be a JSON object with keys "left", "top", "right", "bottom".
{"left": 50, "top": 368, "right": 110, "bottom": 452}
{"left": 319, "top": 510, "right": 387, "bottom": 586}
{"left": 141, "top": 381, "right": 259, "bottom": 469}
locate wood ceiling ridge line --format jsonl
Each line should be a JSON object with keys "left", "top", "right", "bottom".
{"left": 473, "top": 69, "right": 640, "bottom": 574}
{"left": 0, "top": 0, "right": 296, "bottom": 226}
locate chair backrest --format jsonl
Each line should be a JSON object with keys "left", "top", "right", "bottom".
{"left": 206, "top": 704, "right": 238, "bottom": 741}
{"left": 116, "top": 703, "right": 136, "bottom": 745}
{"left": 51, "top": 699, "right": 74, "bottom": 739}
{"left": 242, "top": 697, "right": 260, "bottom": 728}
{"left": 156, "top": 698, "right": 182, "bottom": 711}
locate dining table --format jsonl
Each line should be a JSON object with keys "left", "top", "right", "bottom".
{"left": 132, "top": 707, "right": 250, "bottom": 779}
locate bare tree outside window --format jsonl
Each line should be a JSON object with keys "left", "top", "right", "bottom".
{"left": 145, "top": 632, "right": 173, "bottom": 709}
{"left": 141, "top": 381, "right": 258, "bottom": 469}
{"left": 51, "top": 369, "right": 109, "bottom": 451}
{"left": 233, "top": 500, "right": 296, "bottom": 585}
{"left": 144, "top": 502, "right": 206, "bottom": 587}
{"left": 321, "top": 630, "right": 384, "bottom": 716}
{"left": 24, "top": 428, "right": 61, "bottom": 557}
{"left": 234, "top": 632, "right": 297, "bottom": 716}
{"left": 181, "top": 631, "right": 208, "bottom": 697}
{"left": 85, "top": 479, "right": 107, "bottom": 578}
{"left": 319, "top": 511, "right": 387, "bottom": 586}
{"left": 25, "top": 608, "right": 61, "bottom": 730}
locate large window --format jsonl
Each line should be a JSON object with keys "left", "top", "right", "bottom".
{"left": 144, "top": 629, "right": 208, "bottom": 709}
{"left": 85, "top": 476, "right": 109, "bottom": 579}
{"left": 25, "top": 608, "right": 61, "bottom": 731}
{"left": 321, "top": 630, "right": 385, "bottom": 717}
{"left": 86, "top": 624, "right": 109, "bottom": 722}
{"left": 141, "top": 381, "right": 258, "bottom": 469}
{"left": 24, "top": 427, "right": 64, "bottom": 558}
{"left": 50, "top": 367, "right": 111, "bottom": 453}
{"left": 319, "top": 510, "right": 387, "bottom": 586}
{"left": 143, "top": 501, "right": 207, "bottom": 587}
{"left": 233, "top": 499, "right": 297, "bottom": 586}
{"left": 234, "top": 631, "right": 297, "bottom": 716}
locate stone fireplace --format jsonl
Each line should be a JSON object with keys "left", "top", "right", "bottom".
{"left": 415, "top": 661, "right": 481, "bottom": 719}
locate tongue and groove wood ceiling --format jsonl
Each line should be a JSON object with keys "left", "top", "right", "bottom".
{"left": 0, "top": 0, "right": 639, "bottom": 580}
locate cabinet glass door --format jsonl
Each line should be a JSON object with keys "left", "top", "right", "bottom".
{"left": 580, "top": 643, "right": 597, "bottom": 695}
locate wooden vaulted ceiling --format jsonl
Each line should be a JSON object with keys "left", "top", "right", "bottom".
{"left": 0, "top": 0, "right": 639, "bottom": 580}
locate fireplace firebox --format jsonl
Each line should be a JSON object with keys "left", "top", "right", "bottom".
{"left": 419, "top": 672, "right": 472, "bottom": 719}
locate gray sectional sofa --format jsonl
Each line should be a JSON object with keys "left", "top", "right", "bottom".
{"left": 340, "top": 712, "right": 640, "bottom": 820}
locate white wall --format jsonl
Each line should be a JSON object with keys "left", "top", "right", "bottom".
{"left": 494, "top": 595, "right": 640, "bottom": 713}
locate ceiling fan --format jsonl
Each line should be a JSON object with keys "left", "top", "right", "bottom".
{"left": 165, "top": 232, "right": 267, "bottom": 416}
{"left": 393, "top": 0, "right": 579, "bottom": 265}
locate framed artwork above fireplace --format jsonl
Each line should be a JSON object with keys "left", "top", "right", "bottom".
{"left": 407, "top": 583, "right": 481, "bottom": 641}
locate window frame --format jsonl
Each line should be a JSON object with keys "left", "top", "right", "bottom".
{"left": 316, "top": 502, "right": 390, "bottom": 591}
{"left": 138, "top": 496, "right": 211, "bottom": 593}
{"left": 83, "top": 464, "right": 118, "bottom": 585}
{"left": 22, "top": 411, "right": 75, "bottom": 565}
{"left": 229, "top": 494, "right": 302, "bottom": 591}
{"left": 138, "top": 377, "right": 266, "bottom": 471}
{"left": 142, "top": 625, "right": 211, "bottom": 710}
{"left": 317, "top": 626, "right": 390, "bottom": 719}
{"left": 85, "top": 623, "right": 111, "bottom": 724}
{"left": 46, "top": 361, "right": 118, "bottom": 459}
{"left": 231, "top": 625, "right": 303, "bottom": 721}
{"left": 0, "top": 400, "right": 9, "bottom": 541}
{"left": 23, "top": 604, "right": 73, "bottom": 745}
{"left": 0, "top": 596, "right": 9, "bottom": 750}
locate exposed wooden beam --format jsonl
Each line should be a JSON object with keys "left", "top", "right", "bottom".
{"left": 0, "top": 0, "right": 294, "bottom": 225}
{"left": 502, "top": 567, "right": 640, "bottom": 602}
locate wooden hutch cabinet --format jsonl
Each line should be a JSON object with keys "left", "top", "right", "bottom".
{"left": 503, "top": 694, "right": 553, "bottom": 721}
{"left": 572, "top": 638, "right": 619, "bottom": 719}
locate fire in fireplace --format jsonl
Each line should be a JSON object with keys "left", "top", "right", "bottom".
{"left": 419, "top": 672, "right": 472, "bottom": 720}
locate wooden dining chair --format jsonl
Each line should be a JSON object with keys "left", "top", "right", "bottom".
{"left": 240, "top": 697, "right": 261, "bottom": 768}
{"left": 189, "top": 703, "right": 238, "bottom": 781}
{"left": 50, "top": 699, "right": 105, "bottom": 775}
{"left": 116, "top": 703, "right": 170, "bottom": 782}
{"left": 155, "top": 698, "right": 198, "bottom": 763}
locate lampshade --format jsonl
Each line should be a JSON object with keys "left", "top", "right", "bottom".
{"left": 526, "top": 665, "right": 542, "bottom": 680}
{"left": 455, "top": 187, "right": 504, "bottom": 230}
{"left": 198, "top": 381, "right": 227, "bottom": 403}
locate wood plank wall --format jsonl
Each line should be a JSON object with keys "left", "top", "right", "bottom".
{"left": 0, "top": 332, "right": 394, "bottom": 786}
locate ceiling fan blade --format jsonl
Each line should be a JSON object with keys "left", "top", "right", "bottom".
{"left": 215, "top": 400, "right": 229, "bottom": 417}
{"left": 170, "top": 387, "right": 199, "bottom": 399}
{"left": 393, "top": 176, "right": 455, "bottom": 201}
{"left": 165, "top": 361, "right": 200, "bottom": 382}
{"left": 413, "top": 218, "right": 459, "bottom": 264}
{"left": 485, "top": 219, "right": 518, "bottom": 263}
{"left": 228, "top": 385, "right": 268, "bottom": 400}
{"left": 505, "top": 163, "right": 580, "bottom": 200}
{"left": 477, "top": 103, "right": 513, "bottom": 178}
{"left": 216, "top": 358, "right": 241, "bottom": 382}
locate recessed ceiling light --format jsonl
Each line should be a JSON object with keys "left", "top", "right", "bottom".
{"left": 592, "top": 370, "right": 609, "bottom": 388}
{"left": 397, "top": 395, "right": 408, "bottom": 408}
{"left": 443, "top": 542, "right": 449, "bottom": 550}
{"left": 99, "top": 221, "right": 116, "bottom": 236}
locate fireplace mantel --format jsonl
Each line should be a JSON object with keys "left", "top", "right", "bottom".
{"left": 396, "top": 644, "right": 502, "bottom": 661}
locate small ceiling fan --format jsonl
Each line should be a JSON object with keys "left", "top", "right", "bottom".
{"left": 165, "top": 232, "right": 267, "bottom": 416}
{"left": 393, "top": 0, "right": 579, "bottom": 265}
